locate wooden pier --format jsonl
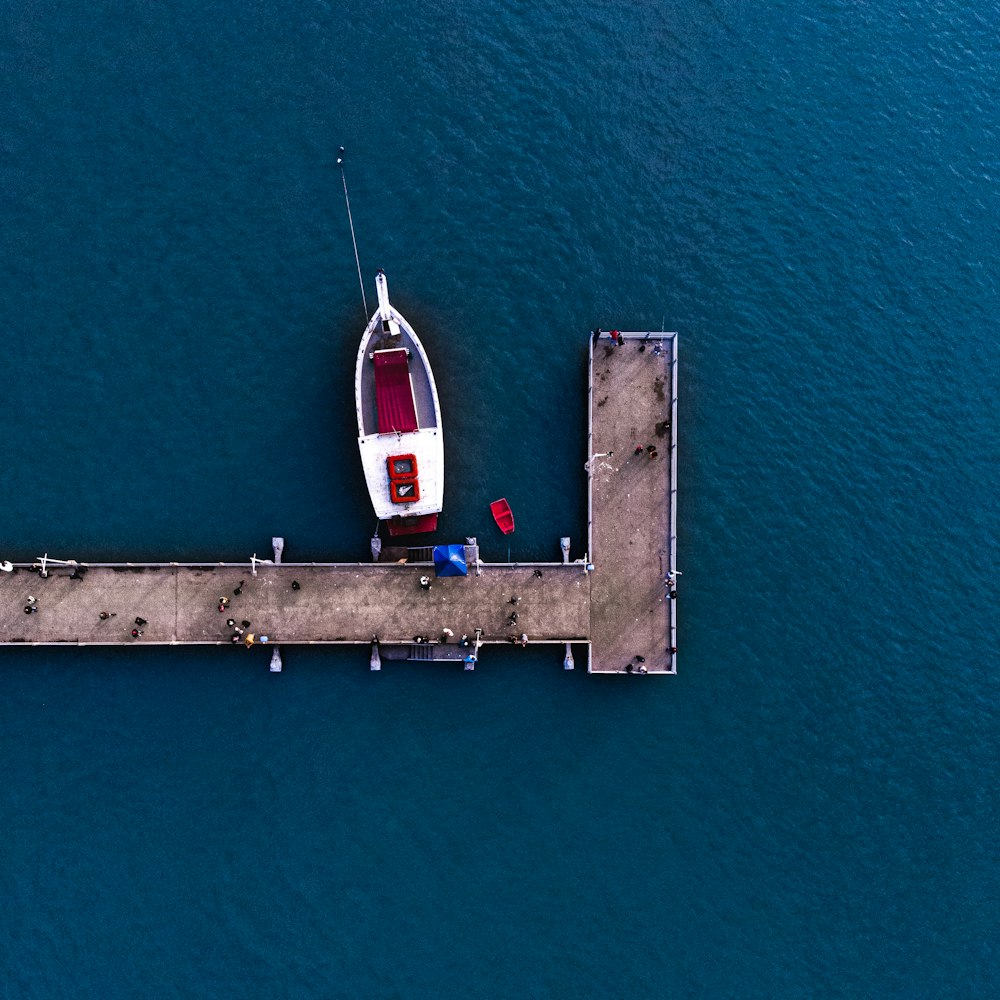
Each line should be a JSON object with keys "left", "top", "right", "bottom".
{"left": 0, "top": 333, "right": 678, "bottom": 673}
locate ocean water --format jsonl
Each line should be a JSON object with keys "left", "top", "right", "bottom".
{"left": 1, "top": 1, "right": 998, "bottom": 996}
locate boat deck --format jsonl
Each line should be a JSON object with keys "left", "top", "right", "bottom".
{"left": 357, "top": 325, "right": 439, "bottom": 437}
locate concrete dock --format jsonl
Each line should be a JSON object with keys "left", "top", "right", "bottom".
{"left": 586, "top": 331, "right": 679, "bottom": 673}
{"left": 0, "top": 561, "right": 590, "bottom": 648}
{"left": 0, "top": 333, "right": 678, "bottom": 673}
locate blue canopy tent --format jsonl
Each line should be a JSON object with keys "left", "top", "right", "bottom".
{"left": 433, "top": 544, "right": 468, "bottom": 577}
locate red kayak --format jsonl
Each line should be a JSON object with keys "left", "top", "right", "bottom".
{"left": 490, "top": 498, "right": 515, "bottom": 535}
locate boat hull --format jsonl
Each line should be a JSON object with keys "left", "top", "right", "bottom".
{"left": 490, "top": 498, "right": 514, "bottom": 535}
{"left": 355, "top": 272, "right": 444, "bottom": 536}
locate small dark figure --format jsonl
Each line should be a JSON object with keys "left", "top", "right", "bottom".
{"left": 23, "top": 606, "right": 33, "bottom": 614}
{"left": 231, "top": 635, "right": 241, "bottom": 644}
{"left": 646, "top": 444, "right": 655, "bottom": 454}
{"left": 669, "top": 590, "right": 677, "bottom": 599}
{"left": 226, "top": 618, "right": 236, "bottom": 628}
{"left": 533, "top": 569, "right": 543, "bottom": 578}
{"left": 592, "top": 328, "right": 602, "bottom": 344}
{"left": 419, "top": 576, "right": 431, "bottom": 591}
{"left": 241, "top": 620, "right": 251, "bottom": 629}
{"left": 460, "top": 634, "right": 470, "bottom": 647}
{"left": 135, "top": 617, "right": 147, "bottom": 627}
{"left": 234, "top": 581, "right": 244, "bottom": 595}
{"left": 509, "top": 595, "right": 519, "bottom": 605}
{"left": 634, "top": 445, "right": 644, "bottom": 455}
{"left": 99, "top": 612, "right": 111, "bottom": 621}
{"left": 648, "top": 449, "right": 658, "bottom": 459}
{"left": 131, "top": 628, "right": 142, "bottom": 638}
{"left": 625, "top": 663, "right": 634, "bottom": 673}
{"left": 635, "top": 655, "right": 645, "bottom": 663}
{"left": 291, "top": 580, "right": 300, "bottom": 591}
{"left": 507, "top": 612, "right": 518, "bottom": 626}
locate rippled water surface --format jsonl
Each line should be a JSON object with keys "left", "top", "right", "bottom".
{"left": 1, "top": 1, "right": 997, "bottom": 996}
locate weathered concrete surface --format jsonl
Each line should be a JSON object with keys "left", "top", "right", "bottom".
{"left": 0, "top": 562, "right": 590, "bottom": 647}
{"left": 588, "top": 332, "right": 678, "bottom": 673}
{"left": 0, "top": 336, "right": 678, "bottom": 672}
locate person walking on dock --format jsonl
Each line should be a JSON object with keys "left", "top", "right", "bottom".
{"left": 98, "top": 611, "right": 115, "bottom": 621}
{"left": 134, "top": 617, "right": 147, "bottom": 627}
{"left": 419, "top": 575, "right": 431, "bottom": 591}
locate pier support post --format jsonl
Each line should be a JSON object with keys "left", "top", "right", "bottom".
{"left": 563, "top": 643, "right": 575, "bottom": 670}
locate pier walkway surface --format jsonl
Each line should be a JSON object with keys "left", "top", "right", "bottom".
{"left": 0, "top": 333, "right": 677, "bottom": 673}
{"left": 587, "top": 331, "right": 678, "bottom": 673}
{"left": 0, "top": 561, "right": 589, "bottom": 648}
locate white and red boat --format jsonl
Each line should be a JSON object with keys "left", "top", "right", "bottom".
{"left": 355, "top": 270, "right": 443, "bottom": 536}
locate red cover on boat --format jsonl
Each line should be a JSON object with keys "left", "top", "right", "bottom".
{"left": 387, "top": 513, "right": 438, "bottom": 536}
{"left": 374, "top": 350, "right": 418, "bottom": 434}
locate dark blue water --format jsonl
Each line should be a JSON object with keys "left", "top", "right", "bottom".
{"left": 2, "top": 1, "right": 997, "bottom": 995}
